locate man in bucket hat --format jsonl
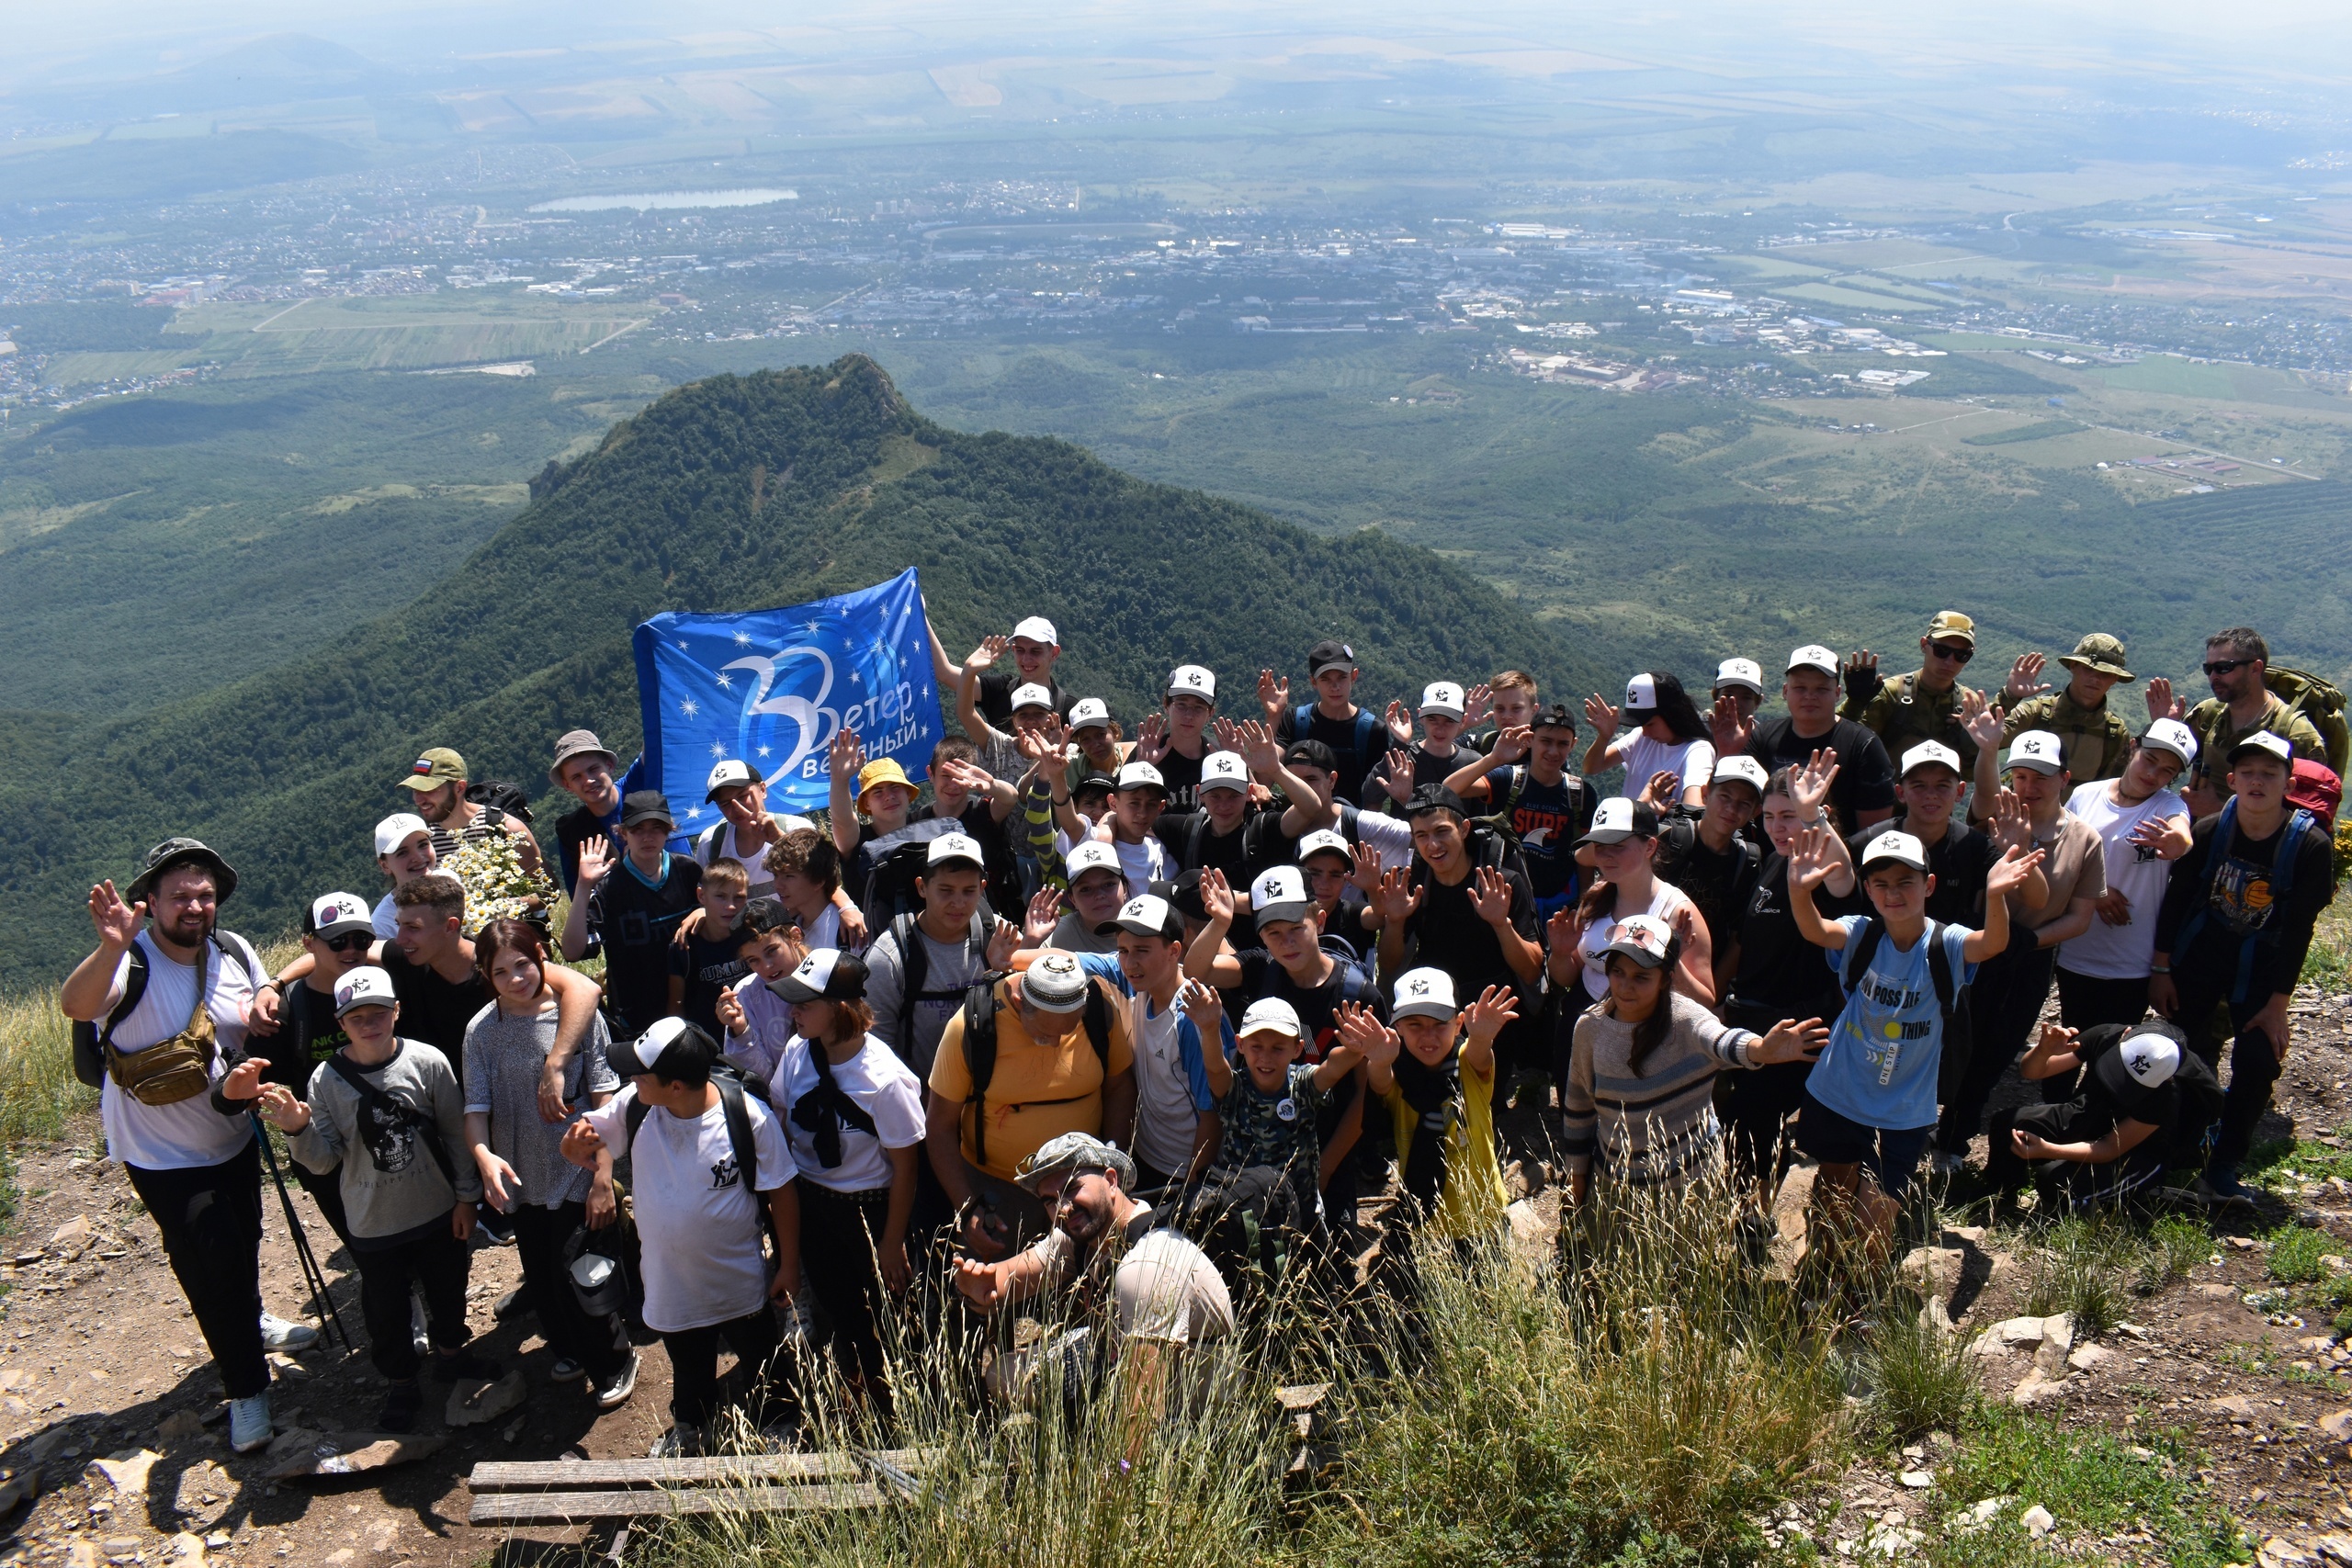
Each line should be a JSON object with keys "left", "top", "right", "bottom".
{"left": 1998, "top": 632, "right": 2159, "bottom": 784}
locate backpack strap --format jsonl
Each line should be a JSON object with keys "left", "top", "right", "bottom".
{"left": 1184, "top": 812, "right": 1210, "bottom": 871}
{"left": 74, "top": 942, "right": 153, "bottom": 1088}
{"left": 2170, "top": 796, "right": 2239, "bottom": 976}
{"left": 892, "top": 913, "right": 926, "bottom": 1048}
{"left": 1351, "top": 707, "right": 1384, "bottom": 771}
{"left": 715, "top": 1073, "right": 762, "bottom": 1192}
{"left": 1503, "top": 765, "right": 1529, "bottom": 816}
{"left": 1840, "top": 917, "right": 1886, "bottom": 997}
{"left": 1081, "top": 978, "right": 1114, "bottom": 1070}
{"left": 962, "top": 976, "right": 1004, "bottom": 1171}
{"left": 625, "top": 1091, "right": 650, "bottom": 1153}
{"left": 1921, "top": 920, "right": 1958, "bottom": 1022}
{"left": 325, "top": 1050, "right": 458, "bottom": 1187}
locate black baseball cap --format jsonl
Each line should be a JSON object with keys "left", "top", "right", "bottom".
{"left": 620, "top": 790, "right": 675, "bottom": 829}
{"left": 1073, "top": 771, "right": 1117, "bottom": 796}
{"left": 1306, "top": 638, "right": 1357, "bottom": 677}
{"left": 1403, "top": 784, "right": 1469, "bottom": 819}
{"left": 608, "top": 1016, "right": 719, "bottom": 1082}
{"left": 1531, "top": 703, "right": 1577, "bottom": 735}
{"left": 1283, "top": 739, "right": 1339, "bottom": 773}
{"left": 1152, "top": 870, "right": 1210, "bottom": 922}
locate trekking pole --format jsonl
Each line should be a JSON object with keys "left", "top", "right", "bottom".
{"left": 250, "top": 1113, "right": 352, "bottom": 1352}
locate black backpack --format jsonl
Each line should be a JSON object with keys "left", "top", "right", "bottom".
{"left": 1839, "top": 917, "right": 1972, "bottom": 1102}
{"left": 850, "top": 818, "right": 968, "bottom": 926}
{"left": 70, "top": 931, "right": 262, "bottom": 1090}
{"left": 2162, "top": 1052, "right": 2228, "bottom": 1174}
{"left": 958, "top": 971, "right": 1114, "bottom": 1171}
{"left": 887, "top": 908, "right": 1001, "bottom": 1067}
{"left": 1161, "top": 1161, "right": 1316, "bottom": 1308}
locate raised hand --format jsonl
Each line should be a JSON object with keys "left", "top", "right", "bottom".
{"left": 2145, "top": 675, "right": 2182, "bottom": 723}
{"left": 1372, "top": 866, "right": 1423, "bottom": 924}
{"left": 1334, "top": 1002, "right": 1397, "bottom": 1070}
{"left": 2005, "top": 651, "right": 2051, "bottom": 705}
{"left": 1792, "top": 750, "right": 1840, "bottom": 819}
{"left": 984, "top": 919, "right": 1018, "bottom": 971}
{"left": 1708, "top": 692, "right": 1753, "bottom": 756}
{"left": 1755, "top": 1017, "right": 1828, "bottom": 1066}
{"left": 1462, "top": 682, "right": 1494, "bottom": 729}
{"left": 1257, "top": 669, "right": 1289, "bottom": 726}
{"left": 828, "top": 728, "right": 866, "bottom": 782}
{"left": 1381, "top": 749, "right": 1415, "bottom": 805}
{"left": 1235, "top": 717, "right": 1281, "bottom": 775}
{"left": 1582, "top": 693, "right": 1621, "bottom": 738}
{"left": 715, "top": 985, "right": 749, "bottom": 1039}
{"left": 1349, "top": 840, "right": 1384, "bottom": 895}
{"left": 2036, "top": 1020, "right": 2077, "bottom": 1058}
{"left": 1174, "top": 976, "right": 1224, "bottom": 1036}
{"left": 1486, "top": 724, "right": 1532, "bottom": 765}
{"left": 964, "top": 634, "right": 1009, "bottom": 673}
{"left": 575, "top": 834, "right": 617, "bottom": 889}
{"left": 1545, "top": 903, "right": 1585, "bottom": 961}
{"left": 1035, "top": 714, "right": 1069, "bottom": 750}
{"left": 1469, "top": 866, "right": 1516, "bottom": 926}
{"left": 88, "top": 880, "right": 145, "bottom": 950}
{"left": 1842, "top": 649, "right": 1881, "bottom": 705}
{"left": 1463, "top": 983, "right": 1521, "bottom": 1044}
{"left": 1638, "top": 770, "right": 1680, "bottom": 812}
{"left": 1960, "top": 686, "right": 2003, "bottom": 751}
{"left": 1212, "top": 715, "right": 1244, "bottom": 755}
{"left": 219, "top": 1055, "right": 271, "bottom": 1103}
{"left": 1987, "top": 787, "right": 2033, "bottom": 853}
{"left": 1023, "top": 888, "right": 1064, "bottom": 945}
{"left": 1384, "top": 699, "right": 1414, "bottom": 747}
{"left": 1984, "top": 843, "right": 2047, "bottom": 901}
{"left": 1197, "top": 866, "right": 1236, "bottom": 925}
{"left": 1787, "top": 823, "right": 1839, "bottom": 891}
{"left": 1136, "top": 712, "right": 1171, "bottom": 764}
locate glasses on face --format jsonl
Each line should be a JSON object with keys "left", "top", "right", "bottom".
{"left": 1928, "top": 642, "right": 1973, "bottom": 664}
{"left": 2203, "top": 657, "right": 2254, "bottom": 677}
{"left": 322, "top": 931, "right": 373, "bottom": 953}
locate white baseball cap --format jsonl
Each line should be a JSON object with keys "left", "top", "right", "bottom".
{"left": 1623, "top": 672, "right": 1659, "bottom": 713}
{"left": 1115, "top": 761, "right": 1166, "bottom": 793}
{"left": 1714, "top": 658, "right": 1765, "bottom": 695}
{"left": 1295, "top": 829, "right": 1352, "bottom": 865}
{"left": 1787, "top": 645, "right": 1840, "bottom": 677}
{"left": 2005, "top": 730, "right": 2067, "bottom": 775}
{"left": 333, "top": 965, "right": 399, "bottom": 1018}
{"left": 1250, "top": 865, "right": 1311, "bottom": 925}
{"left": 2228, "top": 729, "right": 2294, "bottom": 768}
{"left": 1238, "top": 997, "right": 1304, "bottom": 1041}
{"left": 306, "top": 891, "right": 376, "bottom": 940}
{"left": 1598, "top": 913, "right": 1675, "bottom": 969}
{"left": 704, "top": 758, "right": 764, "bottom": 801}
{"left": 1419, "top": 682, "right": 1466, "bottom": 718}
{"left": 1390, "top": 966, "right": 1459, "bottom": 1022}
{"left": 1900, "top": 740, "right": 1963, "bottom": 778}
{"left": 1008, "top": 682, "right": 1056, "bottom": 714}
{"left": 1065, "top": 841, "right": 1125, "bottom": 883}
{"left": 2113, "top": 1022, "right": 2183, "bottom": 1090}
{"left": 1200, "top": 750, "right": 1251, "bottom": 794}
{"left": 1576, "top": 796, "right": 1659, "bottom": 846}
{"left": 373, "top": 812, "right": 432, "bottom": 858}
{"left": 925, "top": 832, "right": 987, "bottom": 872}
{"left": 1069, "top": 697, "right": 1112, "bottom": 731}
{"left": 1711, "top": 755, "right": 1770, "bottom": 795}
{"left": 1167, "top": 664, "right": 1216, "bottom": 701}
{"left": 2140, "top": 717, "right": 2199, "bottom": 768}
{"left": 1102, "top": 893, "right": 1183, "bottom": 940}
{"left": 1858, "top": 829, "right": 1929, "bottom": 874}
{"left": 1012, "top": 615, "right": 1060, "bottom": 647}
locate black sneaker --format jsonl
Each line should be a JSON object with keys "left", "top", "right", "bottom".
{"left": 379, "top": 1380, "right": 422, "bottom": 1434}
{"left": 594, "top": 1349, "right": 640, "bottom": 1411}
{"left": 429, "top": 1348, "right": 503, "bottom": 1382}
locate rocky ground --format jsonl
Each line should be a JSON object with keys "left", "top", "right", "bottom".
{"left": 7, "top": 987, "right": 2352, "bottom": 1567}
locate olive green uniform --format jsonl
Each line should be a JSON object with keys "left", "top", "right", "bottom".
{"left": 2000, "top": 689, "right": 2136, "bottom": 783}
{"left": 2185, "top": 694, "right": 2327, "bottom": 799}
{"left": 1841, "top": 671, "right": 1980, "bottom": 773}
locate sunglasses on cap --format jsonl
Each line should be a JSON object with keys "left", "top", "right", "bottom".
{"left": 2202, "top": 657, "right": 2255, "bottom": 677}
{"left": 1927, "top": 641, "right": 1973, "bottom": 664}
{"left": 321, "top": 931, "right": 374, "bottom": 953}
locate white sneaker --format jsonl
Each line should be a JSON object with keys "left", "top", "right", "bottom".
{"left": 258, "top": 1313, "right": 318, "bottom": 1352}
{"left": 228, "top": 1391, "right": 274, "bottom": 1454}
{"left": 648, "top": 1422, "right": 700, "bottom": 1459}
{"left": 594, "top": 1349, "right": 640, "bottom": 1411}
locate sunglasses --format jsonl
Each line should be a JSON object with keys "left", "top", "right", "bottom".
{"left": 2202, "top": 657, "right": 2254, "bottom": 677}
{"left": 1927, "top": 642, "right": 1974, "bottom": 664}
{"left": 320, "top": 931, "right": 373, "bottom": 953}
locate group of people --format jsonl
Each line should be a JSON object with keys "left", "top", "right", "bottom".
{"left": 60, "top": 611, "right": 2344, "bottom": 1458}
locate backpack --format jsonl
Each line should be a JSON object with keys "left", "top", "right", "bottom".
{"left": 1468, "top": 764, "right": 1533, "bottom": 848}
{"left": 1653, "top": 806, "right": 1760, "bottom": 894}
{"left": 624, "top": 1061, "right": 777, "bottom": 1237}
{"left": 2288, "top": 759, "right": 2343, "bottom": 833}
{"left": 70, "top": 931, "right": 262, "bottom": 1091}
{"left": 1838, "top": 917, "right": 1973, "bottom": 1102}
{"left": 850, "top": 818, "right": 968, "bottom": 925}
{"left": 325, "top": 1051, "right": 459, "bottom": 1189}
{"left": 2189, "top": 667, "right": 2351, "bottom": 780}
{"left": 2160, "top": 1051, "right": 2227, "bottom": 1174}
{"left": 958, "top": 971, "right": 1114, "bottom": 1172}
{"left": 1160, "top": 1161, "right": 1313, "bottom": 1309}
{"left": 888, "top": 908, "right": 1001, "bottom": 1062}
{"left": 1295, "top": 702, "right": 1386, "bottom": 785}
{"left": 2167, "top": 796, "right": 2322, "bottom": 1004}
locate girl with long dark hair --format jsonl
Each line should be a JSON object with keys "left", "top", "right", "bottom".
{"left": 1583, "top": 671, "right": 1716, "bottom": 808}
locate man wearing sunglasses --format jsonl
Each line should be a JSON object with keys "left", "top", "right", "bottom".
{"left": 2182, "top": 628, "right": 2327, "bottom": 818}
{"left": 1839, "top": 610, "right": 1989, "bottom": 775}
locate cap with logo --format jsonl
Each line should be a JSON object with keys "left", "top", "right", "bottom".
{"left": 2093, "top": 1020, "right": 2184, "bottom": 1112}
{"left": 619, "top": 790, "right": 674, "bottom": 829}
{"left": 1858, "top": 829, "right": 1930, "bottom": 874}
{"left": 1900, "top": 740, "right": 1963, "bottom": 778}
{"left": 1390, "top": 966, "right": 1459, "bottom": 1022}
{"left": 1197, "top": 751, "right": 1251, "bottom": 795}
{"left": 925, "top": 832, "right": 988, "bottom": 872}
{"left": 1021, "top": 952, "right": 1094, "bottom": 1013}
{"left": 1622, "top": 672, "right": 1659, "bottom": 715}
{"left": 705, "top": 758, "right": 765, "bottom": 801}
{"left": 1787, "top": 644, "right": 1841, "bottom": 677}
{"left": 1012, "top": 615, "right": 1060, "bottom": 647}
{"left": 1073, "top": 773, "right": 1117, "bottom": 797}
{"left": 1599, "top": 913, "right": 1675, "bottom": 969}
{"left": 1711, "top": 755, "right": 1770, "bottom": 795}
{"left": 1576, "top": 796, "right": 1659, "bottom": 847}
{"left": 2139, "top": 717, "right": 2199, "bottom": 768}
{"left": 1713, "top": 658, "right": 1765, "bottom": 695}
{"left": 1238, "top": 997, "right": 1305, "bottom": 1041}
{"left": 1068, "top": 697, "right": 1112, "bottom": 732}
{"left": 1419, "top": 682, "right": 1466, "bottom": 718}
{"left": 374, "top": 812, "right": 432, "bottom": 858}
{"left": 1403, "top": 783, "right": 1469, "bottom": 819}
{"left": 1009, "top": 682, "right": 1056, "bottom": 714}
{"left": 305, "top": 891, "right": 376, "bottom": 940}
{"left": 1014, "top": 1131, "right": 1135, "bottom": 1196}
{"left": 548, "top": 729, "right": 617, "bottom": 786}
{"left": 2227, "top": 729, "right": 2293, "bottom": 769}
{"left": 1531, "top": 702, "right": 1577, "bottom": 734}
{"left": 1064, "top": 841, "right": 1125, "bottom": 883}
{"left": 1295, "top": 829, "right": 1352, "bottom": 865}
{"left": 2058, "top": 633, "right": 2134, "bottom": 682}
{"left": 333, "top": 965, "right": 399, "bottom": 1018}
{"left": 855, "top": 757, "right": 911, "bottom": 798}
{"left": 2005, "top": 730, "right": 2067, "bottom": 776}
{"left": 1102, "top": 893, "right": 1184, "bottom": 941}
{"left": 607, "top": 1015, "right": 720, "bottom": 1081}
{"left": 1307, "top": 638, "right": 1357, "bottom": 678}
{"left": 400, "top": 747, "right": 466, "bottom": 792}
{"left": 772, "top": 948, "right": 869, "bottom": 1005}
{"left": 1250, "top": 865, "right": 1311, "bottom": 926}
{"left": 1167, "top": 664, "right": 1216, "bottom": 701}
{"left": 1926, "top": 610, "right": 1976, "bottom": 645}
{"left": 126, "top": 838, "right": 240, "bottom": 908}
{"left": 1115, "top": 761, "right": 1167, "bottom": 794}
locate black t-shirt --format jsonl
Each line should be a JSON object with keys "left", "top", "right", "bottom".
{"left": 1837, "top": 817, "right": 1996, "bottom": 928}
{"left": 2068, "top": 1023, "right": 2180, "bottom": 1137}
{"left": 1745, "top": 717, "right": 1897, "bottom": 835}
{"left": 585, "top": 854, "right": 705, "bottom": 1037}
{"left": 1154, "top": 746, "right": 1206, "bottom": 813}
{"left": 670, "top": 928, "right": 750, "bottom": 1042}
{"left": 213, "top": 981, "right": 351, "bottom": 1111}
{"left": 977, "top": 671, "right": 1072, "bottom": 724}
{"left": 1360, "top": 742, "right": 1471, "bottom": 811}
{"left": 1401, "top": 860, "right": 1539, "bottom": 995}
{"left": 1662, "top": 830, "right": 1762, "bottom": 953}
{"left": 2155, "top": 811, "right": 2336, "bottom": 997}
{"left": 1273, "top": 705, "right": 1386, "bottom": 804}
{"left": 556, "top": 802, "right": 623, "bottom": 897}
{"left": 1480, "top": 765, "right": 1596, "bottom": 904}
{"left": 1726, "top": 854, "right": 1848, "bottom": 1027}
{"left": 380, "top": 947, "right": 493, "bottom": 1082}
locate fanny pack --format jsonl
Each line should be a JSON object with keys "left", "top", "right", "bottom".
{"left": 108, "top": 952, "right": 220, "bottom": 1107}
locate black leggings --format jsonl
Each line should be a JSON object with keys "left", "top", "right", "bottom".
{"left": 353, "top": 1225, "right": 472, "bottom": 1382}
{"left": 663, "top": 1307, "right": 785, "bottom": 1432}
{"left": 125, "top": 1142, "right": 268, "bottom": 1402}
{"left": 2169, "top": 962, "right": 2283, "bottom": 1175}
{"left": 798, "top": 1183, "right": 897, "bottom": 1392}
{"left": 511, "top": 1201, "right": 630, "bottom": 1378}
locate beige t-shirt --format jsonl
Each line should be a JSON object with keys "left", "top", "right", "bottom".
{"left": 2007, "top": 813, "right": 2108, "bottom": 931}
{"left": 1029, "top": 1206, "right": 1237, "bottom": 1348}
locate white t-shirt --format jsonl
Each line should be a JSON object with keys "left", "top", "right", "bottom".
{"left": 2058, "top": 780, "right": 2190, "bottom": 981}
{"left": 1112, "top": 835, "right": 1172, "bottom": 899}
{"left": 371, "top": 893, "right": 400, "bottom": 942}
{"left": 1031, "top": 1208, "right": 1236, "bottom": 1349}
{"left": 1578, "top": 881, "right": 1700, "bottom": 1000}
{"left": 695, "top": 816, "right": 816, "bottom": 898}
{"left": 1607, "top": 733, "right": 1717, "bottom": 802}
{"left": 770, "top": 1033, "right": 926, "bottom": 1193}
{"left": 96, "top": 933, "right": 260, "bottom": 1171}
{"left": 792, "top": 902, "right": 846, "bottom": 953}
{"left": 1346, "top": 805, "right": 1414, "bottom": 873}
{"left": 579, "top": 1084, "right": 797, "bottom": 1333}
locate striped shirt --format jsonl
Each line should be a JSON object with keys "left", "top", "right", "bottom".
{"left": 1563, "top": 992, "right": 1758, "bottom": 1190}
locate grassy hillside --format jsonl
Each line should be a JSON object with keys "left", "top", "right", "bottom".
{"left": 0, "top": 355, "right": 1597, "bottom": 986}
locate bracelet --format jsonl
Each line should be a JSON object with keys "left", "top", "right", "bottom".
{"left": 2148, "top": 964, "right": 2170, "bottom": 975}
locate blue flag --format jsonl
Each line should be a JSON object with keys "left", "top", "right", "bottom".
{"left": 629, "top": 569, "right": 942, "bottom": 840}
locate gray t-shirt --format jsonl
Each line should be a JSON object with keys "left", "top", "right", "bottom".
{"left": 865, "top": 917, "right": 995, "bottom": 1077}
{"left": 1046, "top": 913, "right": 1118, "bottom": 956}
{"left": 462, "top": 999, "right": 618, "bottom": 1208}
{"left": 290, "top": 1039, "right": 481, "bottom": 1243}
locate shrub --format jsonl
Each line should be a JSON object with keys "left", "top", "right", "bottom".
{"left": 1860, "top": 1303, "right": 1980, "bottom": 1440}
{"left": 2022, "top": 1216, "right": 2136, "bottom": 1338}
{"left": 2269, "top": 1224, "right": 2334, "bottom": 1285}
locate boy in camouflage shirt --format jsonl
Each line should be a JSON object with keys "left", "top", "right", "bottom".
{"left": 1194, "top": 991, "right": 1369, "bottom": 1207}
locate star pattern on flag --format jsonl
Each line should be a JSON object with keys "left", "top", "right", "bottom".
{"left": 680, "top": 698, "right": 699, "bottom": 718}
{"left": 756, "top": 744, "right": 772, "bottom": 758}
{"left": 733, "top": 629, "right": 752, "bottom": 647}
{"left": 708, "top": 740, "right": 727, "bottom": 757}
{"left": 684, "top": 806, "right": 704, "bottom": 821}
{"left": 714, "top": 671, "right": 732, "bottom": 691}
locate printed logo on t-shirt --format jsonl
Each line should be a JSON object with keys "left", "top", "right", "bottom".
{"left": 359, "top": 1097, "right": 419, "bottom": 1173}
{"left": 709, "top": 1152, "right": 741, "bottom": 1190}
{"left": 2210, "top": 852, "right": 2278, "bottom": 936}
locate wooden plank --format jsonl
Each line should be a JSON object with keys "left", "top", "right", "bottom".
{"left": 469, "top": 1448, "right": 942, "bottom": 1492}
{"left": 1275, "top": 1383, "right": 1332, "bottom": 1413}
{"left": 469, "top": 1482, "right": 883, "bottom": 1525}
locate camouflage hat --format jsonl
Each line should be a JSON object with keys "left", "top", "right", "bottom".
{"left": 2057, "top": 633, "right": 2135, "bottom": 682}
{"left": 1925, "top": 610, "right": 1976, "bottom": 645}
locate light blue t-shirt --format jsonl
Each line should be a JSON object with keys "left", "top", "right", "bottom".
{"left": 1805, "top": 916, "right": 1978, "bottom": 1132}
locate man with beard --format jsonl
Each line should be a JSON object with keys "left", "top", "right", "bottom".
{"left": 397, "top": 748, "right": 542, "bottom": 874}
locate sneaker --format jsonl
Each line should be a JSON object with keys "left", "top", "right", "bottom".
{"left": 549, "top": 1356, "right": 587, "bottom": 1383}
{"left": 648, "top": 1423, "right": 700, "bottom": 1459}
{"left": 594, "top": 1349, "right": 640, "bottom": 1411}
{"left": 2199, "top": 1168, "right": 2256, "bottom": 1208}
{"left": 429, "top": 1348, "right": 503, "bottom": 1382}
{"left": 472, "top": 1206, "right": 516, "bottom": 1247}
{"left": 1929, "top": 1152, "right": 1967, "bottom": 1179}
{"left": 257, "top": 1313, "right": 318, "bottom": 1353}
{"left": 378, "top": 1380, "right": 422, "bottom": 1434}
{"left": 492, "top": 1286, "right": 533, "bottom": 1322}
{"left": 227, "top": 1390, "right": 274, "bottom": 1454}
